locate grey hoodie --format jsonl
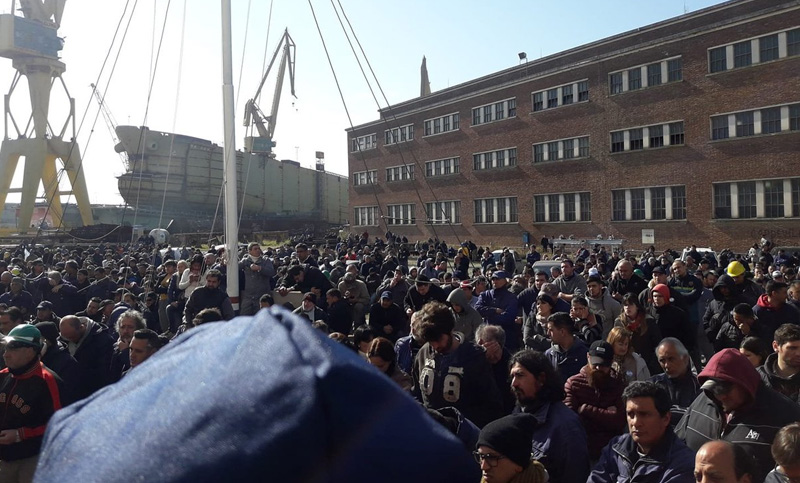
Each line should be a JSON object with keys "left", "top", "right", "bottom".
{"left": 447, "top": 288, "right": 484, "bottom": 342}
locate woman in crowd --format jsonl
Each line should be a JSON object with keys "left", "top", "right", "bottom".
{"left": 607, "top": 327, "right": 650, "bottom": 384}
{"left": 367, "top": 337, "right": 412, "bottom": 392}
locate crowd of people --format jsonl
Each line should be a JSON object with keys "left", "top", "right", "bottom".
{"left": 0, "top": 232, "right": 799, "bottom": 482}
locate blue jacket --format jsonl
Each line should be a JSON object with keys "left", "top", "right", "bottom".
{"left": 589, "top": 429, "right": 695, "bottom": 483}
{"left": 475, "top": 286, "right": 520, "bottom": 350}
{"left": 516, "top": 400, "right": 590, "bottom": 483}
{"left": 545, "top": 338, "right": 588, "bottom": 382}
{"left": 35, "top": 309, "right": 478, "bottom": 483}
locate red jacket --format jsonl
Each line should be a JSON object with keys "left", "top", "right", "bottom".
{"left": 565, "top": 365, "right": 626, "bottom": 460}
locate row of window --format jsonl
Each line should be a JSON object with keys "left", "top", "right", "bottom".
{"left": 384, "top": 124, "right": 414, "bottom": 146}
{"left": 711, "top": 103, "right": 800, "bottom": 140}
{"left": 610, "top": 121, "right": 685, "bottom": 153}
{"left": 471, "top": 99, "right": 517, "bottom": 126}
{"left": 532, "top": 80, "right": 590, "bottom": 112}
{"left": 533, "top": 136, "right": 590, "bottom": 163}
{"left": 714, "top": 178, "right": 800, "bottom": 219}
{"left": 709, "top": 27, "right": 800, "bottom": 73}
{"left": 353, "top": 178, "right": 800, "bottom": 225}
{"left": 473, "top": 148, "right": 517, "bottom": 170}
{"left": 423, "top": 113, "right": 460, "bottom": 137}
{"left": 609, "top": 57, "right": 682, "bottom": 94}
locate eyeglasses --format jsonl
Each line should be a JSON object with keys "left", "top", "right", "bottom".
{"left": 774, "top": 466, "right": 800, "bottom": 483}
{"left": 472, "top": 451, "right": 506, "bottom": 467}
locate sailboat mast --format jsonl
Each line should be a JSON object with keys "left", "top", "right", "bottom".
{"left": 220, "top": 0, "right": 239, "bottom": 310}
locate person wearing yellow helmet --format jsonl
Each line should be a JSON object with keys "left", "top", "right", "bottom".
{"left": 725, "top": 259, "right": 764, "bottom": 306}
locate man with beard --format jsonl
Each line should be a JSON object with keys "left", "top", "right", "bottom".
{"left": 509, "top": 349, "right": 589, "bottom": 482}
{"left": 411, "top": 301, "right": 502, "bottom": 428}
{"left": 109, "top": 310, "right": 146, "bottom": 383}
{"left": 564, "top": 340, "right": 626, "bottom": 460}
{"left": 757, "top": 323, "right": 800, "bottom": 403}
{"left": 590, "top": 381, "right": 695, "bottom": 483}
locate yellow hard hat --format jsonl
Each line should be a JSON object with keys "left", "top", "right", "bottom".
{"left": 727, "top": 260, "right": 745, "bottom": 277}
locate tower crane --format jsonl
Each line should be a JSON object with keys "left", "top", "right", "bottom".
{"left": 242, "top": 29, "right": 296, "bottom": 157}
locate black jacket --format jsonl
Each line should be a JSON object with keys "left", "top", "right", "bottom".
{"left": 403, "top": 285, "right": 447, "bottom": 313}
{"left": 41, "top": 346, "right": 80, "bottom": 405}
{"left": 367, "top": 302, "right": 406, "bottom": 342}
{"left": 0, "top": 361, "right": 63, "bottom": 461}
{"left": 757, "top": 352, "right": 800, "bottom": 404}
{"left": 650, "top": 372, "right": 701, "bottom": 427}
{"left": 609, "top": 274, "right": 647, "bottom": 300}
{"left": 649, "top": 304, "right": 695, "bottom": 350}
{"left": 702, "top": 274, "right": 742, "bottom": 342}
{"left": 61, "top": 320, "right": 115, "bottom": 400}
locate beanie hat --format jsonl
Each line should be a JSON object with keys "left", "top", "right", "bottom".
{"left": 35, "top": 321, "right": 59, "bottom": 345}
{"left": 652, "top": 284, "right": 670, "bottom": 302}
{"left": 476, "top": 413, "right": 536, "bottom": 468}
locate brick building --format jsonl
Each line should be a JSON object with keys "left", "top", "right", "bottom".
{"left": 346, "top": 0, "right": 800, "bottom": 251}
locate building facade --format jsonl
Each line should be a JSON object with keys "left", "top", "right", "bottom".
{"left": 346, "top": 0, "right": 800, "bottom": 251}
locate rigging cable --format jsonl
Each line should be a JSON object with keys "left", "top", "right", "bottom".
{"left": 33, "top": 0, "right": 138, "bottom": 243}
{"left": 331, "top": 0, "right": 478, "bottom": 272}
{"left": 158, "top": 0, "right": 188, "bottom": 230}
{"left": 306, "top": 0, "right": 386, "bottom": 238}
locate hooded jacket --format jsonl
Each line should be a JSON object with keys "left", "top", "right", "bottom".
{"left": 475, "top": 285, "right": 520, "bottom": 350}
{"left": 35, "top": 309, "right": 479, "bottom": 483}
{"left": 675, "top": 348, "right": 800, "bottom": 483}
{"left": 587, "top": 288, "right": 622, "bottom": 339}
{"left": 753, "top": 294, "right": 800, "bottom": 343}
{"left": 757, "top": 352, "right": 800, "bottom": 403}
{"left": 702, "top": 274, "right": 741, "bottom": 341}
{"left": 447, "top": 288, "right": 483, "bottom": 343}
{"left": 589, "top": 427, "right": 694, "bottom": 483}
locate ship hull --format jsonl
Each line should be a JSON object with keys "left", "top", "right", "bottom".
{"left": 114, "top": 126, "right": 348, "bottom": 230}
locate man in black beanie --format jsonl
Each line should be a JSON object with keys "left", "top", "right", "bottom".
{"left": 474, "top": 413, "right": 546, "bottom": 483}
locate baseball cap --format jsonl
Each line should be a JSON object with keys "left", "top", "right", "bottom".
{"left": 588, "top": 341, "right": 614, "bottom": 367}
{"left": 652, "top": 266, "right": 665, "bottom": 275}
{"left": 491, "top": 270, "right": 509, "bottom": 280}
{"left": 772, "top": 270, "right": 783, "bottom": 279}
{"left": 380, "top": 291, "right": 392, "bottom": 300}
{"left": 37, "top": 300, "right": 54, "bottom": 311}
{"left": 459, "top": 280, "right": 473, "bottom": 289}
{"left": 3, "top": 324, "right": 42, "bottom": 350}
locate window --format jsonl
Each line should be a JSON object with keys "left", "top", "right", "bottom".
{"left": 733, "top": 41, "right": 752, "bottom": 68}
{"left": 789, "top": 28, "right": 800, "bottom": 56}
{"left": 647, "top": 63, "right": 662, "bottom": 87}
{"left": 495, "top": 102, "right": 505, "bottom": 121}
{"left": 425, "top": 157, "right": 459, "bottom": 177}
{"left": 610, "top": 73, "right": 623, "bottom": 94}
{"left": 384, "top": 124, "right": 414, "bottom": 145}
{"left": 561, "top": 85, "right": 573, "bottom": 106}
{"left": 649, "top": 125, "right": 664, "bottom": 148}
{"left": 433, "top": 119, "right": 441, "bottom": 134}
{"left": 563, "top": 139, "right": 574, "bottom": 160}
{"left": 578, "top": 81, "right": 589, "bottom": 102}
{"left": 793, "top": 179, "right": 800, "bottom": 217}
{"left": 578, "top": 137, "right": 589, "bottom": 157}
{"left": 761, "top": 107, "right": 782, "bottom": 134}
{"left": 629, "top": 128, "right": 644, "bottom": 150}
{"left": 386, "top": 204, "right": 415, "bottom": 225}
{"left": 351, "top": 133, "right": 376, "bottom": 152}
{"left": 534, "top": 197, "right": 546, "bottom": 223}
{"left": 759, "top": 34, "right": 779, "bottom": 63}
{"left": 711, "top": 116, "right": 729, "bottom": 140}
{"left": 547, "top": 195, "right": 560, "bottom": 222}
{"left": 386, "top": 164, "right": 414, "bottom": 182}
{"left": 353, "top": 206, "right": 378, "bottom": 226}
{"left": 791, "top": 104, "right": 800, "bottom": 131}
{"left": 547, "top": 89, "right": 558, "bottom": 109}
{"left": 564, "top": 195, "right": 576, "bottom": 222}
{"left": 764, "top": 180, "right": 784, "bottom": 218}
{"left": 714, "top": 184, "right": 732, "bottom": 219}
{"left": 533, "top": 92, "right": 544, "bottom": 112}
{"left": 667, "top": 58, "right": 682, "bottom": 82}
{"left": 610, "top": 131, "right": 625, "bottom": 153}
{"left": 735, "top": 111, "right": 754, "bottom": 137}
{"left": 472, "top": 99, "right": 515, "bottom": 125}
{"left": 474, "top": 197, "right": 517, "bottom": 224}
{"left": 424, "top": 121, "right": 431, "bottom": 136}
{"left": 669, "top": 122, "right": 685, "bottom": 145}
{"left": 473, "top": 148, "right": 516, "bottom": 170}
{"left": 630, "top": 189, "right": 645, "bottom": 220}
{"left": 651, "top": 187, "right": 666, "bottom": 220}
{"left": 628, "top": 68, "right": 642, "bottom": 91}
{"left": 425, "top": 201, "right": 460, "bottom": 224}
{"left": 709, "top": 47, "right": 727, "bottom": 73}
{"left": 580, "top": 193, "right": 591, "bottom": 221}
{"left": 453, "top": 113, "right": 460, "bottom": 130}
{"left": 737, "top": 181, "right": 757, "bottom": 219}
{"left": 533, "top": 144, "right": 545, "bottom": 163}
{"left": 353, "top": 170, "right": 377, "bottom": 186}
{"left": 612, "top": 191, "right": 626, "bottom": 221}
{"left": 547, "top": 142, "right": 559, "bottom": 160}
{"left": 672, "top": 186, "right": 687, "bottom": 220}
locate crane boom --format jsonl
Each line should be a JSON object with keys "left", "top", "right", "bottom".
{"left": 243, "top": 29, "right": 296, "bottom": 155}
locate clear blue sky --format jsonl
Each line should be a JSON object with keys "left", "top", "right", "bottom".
{"left": 0, "top": 0, "right": 728, "bottom": 204}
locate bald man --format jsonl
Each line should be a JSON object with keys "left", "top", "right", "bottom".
{"left": 694, "top": 441, "right": 755, "bottom": 483}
